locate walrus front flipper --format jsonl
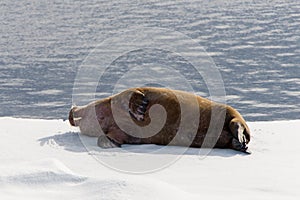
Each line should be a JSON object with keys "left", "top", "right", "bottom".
{"left": 97, "top": 135, "right": 120, "bottom": 148}
{"left": 128, "top": 90, "right": 149, "bottom": 121}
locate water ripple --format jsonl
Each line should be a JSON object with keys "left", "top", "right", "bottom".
{"left": 0, "top": 0, "right": 299, "bottom": 121}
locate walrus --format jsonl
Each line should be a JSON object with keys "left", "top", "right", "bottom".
{"left": 69, "top": 87, "right": 251, "bottom": 153}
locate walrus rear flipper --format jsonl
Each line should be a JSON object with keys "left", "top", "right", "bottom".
{"left": 229, "top": 118, "right": 251, "bottom": 154}
{"left": 231, "top": 138, "right": 251, "bottom": 154}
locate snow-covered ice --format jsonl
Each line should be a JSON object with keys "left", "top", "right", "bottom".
{"left": 1, "top": 0, "right": 299, "bottom": 199}
{"left": 1, "top": 117, "right": 299, "bottom": 199}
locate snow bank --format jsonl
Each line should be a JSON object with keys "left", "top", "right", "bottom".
{"left": 0, "top": 117, "right": 299, "bottom": 199}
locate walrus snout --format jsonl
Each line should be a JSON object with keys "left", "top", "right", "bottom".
{"left": 69, "top": 107, "right": 76, "bottom": 126}
{"left": 69, "top": 106, "right": 81, "bottom": 126}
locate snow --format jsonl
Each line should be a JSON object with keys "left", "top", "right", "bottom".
{"left": 0, "top": 117, "right": 299, "bottom": 199}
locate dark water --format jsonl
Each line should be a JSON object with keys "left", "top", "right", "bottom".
{"left": 0, "top": 0, "right": 299, "bottom": 121}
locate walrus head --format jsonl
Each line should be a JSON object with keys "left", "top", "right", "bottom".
{"left": 68, "top": 103, "right": 105, "bottom": 137}
{"left": 69, "top": 106, "right": 81, "bottom": 126}
{"left": 68, "top": 106, "right": 78, "bottom": 126}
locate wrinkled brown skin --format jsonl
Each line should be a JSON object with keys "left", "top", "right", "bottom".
{"left": 69, "top": 87, "right": 251, "bottom": 153}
